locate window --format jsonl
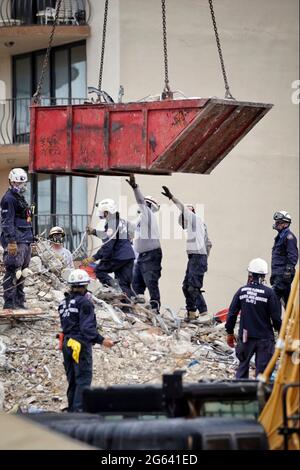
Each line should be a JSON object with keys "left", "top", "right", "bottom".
{"left": 30, "top": 173, "right": 89, "bottom": 251}
{"left": 13, "top": 42, "right": 86, "bottom": 140}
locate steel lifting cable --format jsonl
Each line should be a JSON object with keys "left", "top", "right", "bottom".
{"left": 161, "top": 0, "right": 172, "bottom": 99}
{"left": 33, "top": 0, "right": 63, "bottom": 103}
{"left": 98, "top": 0, "right": 109, "bottom": 92}
{"left": 208, "top": 0, "right": 235, "bottom": 100}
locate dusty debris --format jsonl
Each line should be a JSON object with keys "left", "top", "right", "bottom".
{"left": 0, "top": 238, "right": 240, "bottom": 412}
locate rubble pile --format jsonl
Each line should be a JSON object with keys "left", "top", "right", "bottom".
{"left": 0, "top": 241, "right": 237, "bottom": 412}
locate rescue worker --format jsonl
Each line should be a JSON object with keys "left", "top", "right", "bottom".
{"left": 270, "top": 211, "right": 298, "bottom": 307}
{"left": 126, "top": 175, "right": 162, "bottom": 313}
{"left": 161, "top": 186, "right": 211, "bottom": 321}
{"left": 225, "top": 258, "right": 282, "bottom": 379}
{"left": 83, "top": 199, "right": 135, "bottom": 300}
{"left": 0, "top": 168, "right": 34, "bottom": 309}
{"left": 59, "top": 269, "right": 114, "bottom": 412}
{"left": 48, "top": 226, "right": 74, "bottom": 269}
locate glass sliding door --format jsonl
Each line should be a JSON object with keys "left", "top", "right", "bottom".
{"left": 37, "top": 174, "right": 52, "bottom": 234}
{"left": 35, "top": 53, "right": 50, "bottom": 104}
{"left": 71, "top": 44, "right": 86, "bottom": 101}
{"left": 72, "top": 176, "right": 88, "bottom": 249}
{"left": 11, "top": 0, "right": 34, "bottom": 24}
{"left": 56, "top": 175, "right": 71, "bottom": 244}
{"left": 54, "top": 49, "right": 70, "bottom": 104}
{"left": 14, "top": 55, "right": 31, "bottom": 143}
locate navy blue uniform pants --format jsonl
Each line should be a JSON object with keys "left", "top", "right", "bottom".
{"left": 235, "top": 338, "right": 275, "bottom": 379}
{"left": 96, "top": 259, "right": 134, "bottom": 300}
{"left": 132, "top": 248, "right": 162, "bottom": 311}
{"left": 182, "top": 253, "right": 207, "bottom": 313}
{"left": 2, "top": 243, "right": 31, "bottom": 308}
{"left": 270, "top": 274, "right": 293, "bottom": 307}
{"left": 62, "top": 340, "right": 93, "bottom": 412}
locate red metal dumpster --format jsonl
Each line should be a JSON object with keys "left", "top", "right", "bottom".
{"left": 29, "top": 98, "right": 272, "bottom": 176}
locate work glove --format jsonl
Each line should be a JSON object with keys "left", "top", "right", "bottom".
{"left": 86, "top": 225, "right": 96, "bottom": 236}
{"left": 283, "top": 266, "right": 294, "bottom": 281}
{"left": 7, "top": 242, "right": 18, "bottom": 256}
{"left": 81, "top": 257, "right": 95, "bottom": 266}
{"left": 226, "top": 334, "right": 236, "bottom": 348}
{"left": 161, "top": 186, "right": 173, "bottom": 200}
{"left": 30, "top": 242, "right": 38, "bottom": 256}
{"left": 125, "top": 174, "right": 137, "bottom": 189}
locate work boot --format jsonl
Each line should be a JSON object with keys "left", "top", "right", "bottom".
{"left": 3, "top": 302, "right": 14, "bottom": 310}
{"left": 15, "top": 304, "right": 27, "bottom": 310}
{"left": 108, "top": 279, "right": 122, "bottom": 293}
{"left": 185, "top": 310, "right": 199, "bottom": 322}
{"left": 132, "top": 294, "right": 146, "bottom": 304}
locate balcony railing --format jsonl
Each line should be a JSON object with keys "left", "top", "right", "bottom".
{"left": 0, "top": 97, "right": 86, "bottom": 145}
{"left": 0, "top": 0, "right": 90, "bottom": 27}
{"left": 34, "top": 213, "right": 90, "bottom": 253}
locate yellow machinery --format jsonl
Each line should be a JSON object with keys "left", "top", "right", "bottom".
{"left": 259, "top": 269, "right": 300, "bottom": 450}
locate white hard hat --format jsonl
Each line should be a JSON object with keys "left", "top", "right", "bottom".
{"left": 145, "top": 195, "right": 160, "bottom": 212}
{"left": 9, "top": 168, "right": 28, "bottom": 183}
{"left": 68, "top": 269, "right": 90, "bottom": 286}
{"left": 273, "top": 210, "right": 291, "bottom": 223}
{"left": 49, "top": 226, "right": 65, "bottom": 237}
{"left": 49, "top": 226, "right": 65, "bottom": 243}
{"left": 97, "top": 198, "right": 117, "bottom": 217}
{"left": 248, "top": 258, "right": 268, "bottom": 275}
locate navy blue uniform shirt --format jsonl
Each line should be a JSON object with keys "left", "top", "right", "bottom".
{"left": 225, "top": 281, "right": 282, "bottom": 339}
{"left": 93, "top": 216, "right": 134, "bottom": 262}
{"left": 0, "top": 188, "right": 33, "bottom": 247}
{"left": 58, "top": 292, "right": 104, "bottom": 345}
{"left": 271, "top": 228, "right": 298, "bottom": 275}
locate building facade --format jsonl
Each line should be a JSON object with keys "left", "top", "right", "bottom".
{"left": 0, "top": 0, "right": 298, "bottom": 312}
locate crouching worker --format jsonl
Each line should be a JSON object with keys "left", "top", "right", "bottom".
{"left": 225, "top": 258, "right": 282, "bottom": 379}
{"left": 58, "top": 269, "right": 114, "bottom": 412}
{"left": 83, "top": 198, "right": 135, "bottom": 300}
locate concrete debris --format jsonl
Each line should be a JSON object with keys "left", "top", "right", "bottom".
{"left": 0, "top": 239, "right": 242, "bottom": 412}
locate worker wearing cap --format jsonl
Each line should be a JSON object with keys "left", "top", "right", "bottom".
{"left": 161, "top": 186, "right": 211, "bottom": 321}
{"left": 58, "top": 269, "right": 114, "bottom": 412}
{"left": 0, "top": 168, "right": 34, "bottom": 310}
{"left": 126, "top": 175, "right": 162, "bottom": 314}
{"left": 225, "top": 258, "right": 282, "bottom": 379}
{"left": 271, "top": 211, "right": 298, "bottom": 307}
{"left": 48, "top": 226, "right": 74, "bottom": 269}
{"left": 83, "top": 199, "right": 135, "bottom": 300}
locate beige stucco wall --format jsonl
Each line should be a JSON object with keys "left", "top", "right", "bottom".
{"left": 116, "top": 0, "right": 299, "bottom": 313}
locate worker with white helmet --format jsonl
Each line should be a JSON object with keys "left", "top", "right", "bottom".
{"left": 48, "top": 226, "right": 74, "bottom": 269}
{"left": 83, "top": 199, "right": 135, "bottom": 300}
{"left": 225, "top": 258, "right": 282, "bottom": 379}
{"left": 58, "top": 269, "right": 114, "bottom": 412}
{"left": 161, "top": 186, "right": 211, "bottom": 321}
{"left": 126, "top": 175, "right": 162, "bottom": 314}
{"left": 271, "top": 210, "right": 298, "bottom": 307}
{"left": 0, "top": 168, "right": 34, "bottom": 309}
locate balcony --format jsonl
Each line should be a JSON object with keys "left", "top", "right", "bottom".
{"left": 0, "top": 0, "right": 90, "bottom": 55}
{"left": 0, "top": 97, "right": 85, "bottom": 168}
